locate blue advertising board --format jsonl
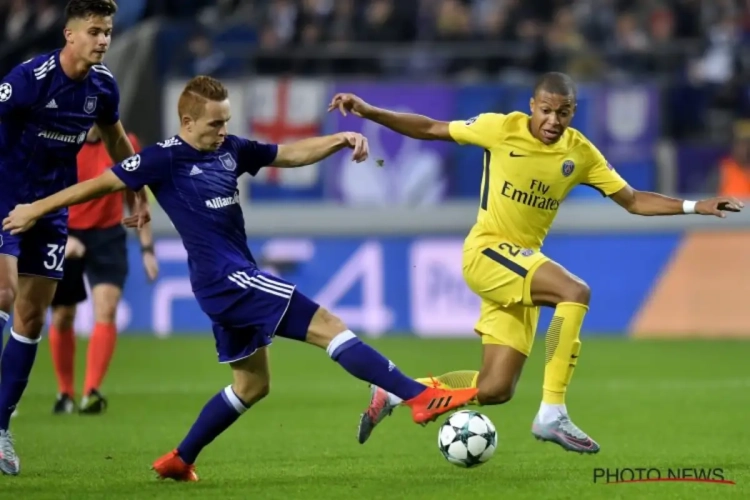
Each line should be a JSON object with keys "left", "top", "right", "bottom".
{"left": 85, "top": 235, "right": 680, "bottom": 338}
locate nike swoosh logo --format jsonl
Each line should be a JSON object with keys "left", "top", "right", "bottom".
{"left": 509, "top": 151, "right": 526, "bottom": 157}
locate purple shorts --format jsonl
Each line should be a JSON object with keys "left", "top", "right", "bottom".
{"left": 198, "top": 268, "right": 320, "bottom": 363}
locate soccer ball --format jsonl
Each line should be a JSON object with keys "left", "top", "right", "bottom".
{"left": 438, "top": 410, "right": 497, "bottom": 468}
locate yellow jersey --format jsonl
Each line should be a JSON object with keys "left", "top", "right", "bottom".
{"left": 449, "top": 111, "right": 628, "bottom": 251}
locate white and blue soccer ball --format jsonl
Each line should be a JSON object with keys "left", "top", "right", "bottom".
{"left": 438, "top": 410, "right": 497, "bottom": 468}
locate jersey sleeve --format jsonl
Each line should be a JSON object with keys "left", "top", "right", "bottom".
{"left": 448, "top": 113, "right": 506, "bottom": 149}
{"left": 234, "top": 136, "right": 279, "bottom": 176}
{"left": 97, "top": 79, "right": 120, "bottom": 125}
{"left": 580, "top": 140, "right": 628, "bottom": 197}
{"left": 0, "top": 64, "right": 36, "bottom": 119}
{"left": 110, "top": 149, "right": 168, "bottom": 191}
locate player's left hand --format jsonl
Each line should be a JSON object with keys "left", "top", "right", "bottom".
{"left": 2, "top": 204, "right": 41, "bottom": 235}
{"left": 142, "top": 250, "right": 159, "bottom": 282}
{"left": 338, "top": 132, "right": 369, "bottom": 163}
{"left": 696, "top": 197, "right": 744, "bottom": 218}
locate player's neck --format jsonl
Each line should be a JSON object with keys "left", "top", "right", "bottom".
{"left": 178, "top": 130, "right": 205, "bottom": 152}
{"left": 59, "top": 47, "right": 92, "bottom": 81}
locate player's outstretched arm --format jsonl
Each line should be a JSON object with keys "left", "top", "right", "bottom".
{"left": 610, "top": 185, "right": 744, "bottom": 217}
{"left": 2, "top": 170, "right": 126, "bottom": 235}
{"left": 274, "top": 132, "right": 369, "bottom": 167}
{"left": 328, "top": 93, "right": 451, "bottom": 141}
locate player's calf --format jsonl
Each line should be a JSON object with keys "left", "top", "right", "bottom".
{"left": 0, "top": 255, "right": 18, "bottom": 361}
{"left": 475, "top": 343, "right": 527, "bottom": 405}
{"left": 296, "top": 304, "right": 476, "bottom": 426}
{"left": 159, "top": 348, "right": 269, "bottom": 474}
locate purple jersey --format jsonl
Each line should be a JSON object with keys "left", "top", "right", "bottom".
{"left": 0, "top": 50, "right": 120, "bottom": 206}
{"left": 0, "top": 50, "right": 120, "bottom": 280}
{"left": 111, "top": 135, "right": 277, "bottom": 296}
{"left": 112, "top": 134, "right": 321, "bottom": 363}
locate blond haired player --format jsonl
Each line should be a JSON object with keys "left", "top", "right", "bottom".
{"left": 329, "top": 72, "right": 743, "bottom": 454}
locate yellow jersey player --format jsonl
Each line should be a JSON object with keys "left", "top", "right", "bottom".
{"left": 328, "top": 72, "right": 743, "bottom": 454}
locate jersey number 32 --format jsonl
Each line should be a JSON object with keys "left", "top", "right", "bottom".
{"left": 44, "top": 244, "right": 65, "bottom": 272}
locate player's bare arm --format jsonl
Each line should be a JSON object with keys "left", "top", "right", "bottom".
{"left": 124, "top": 189, "right": 159, "bottom": 281}
{"left": 609, "top": 184, "right": 744, "bottom": 217}
{"left": 274, "top": 132, "right": 369, "bottom": 166}
{"left": 2, "top": 170, "right": 126, "bottom": 235}
{"left": 328, "top": 93, "right": 451, "bottom": 141}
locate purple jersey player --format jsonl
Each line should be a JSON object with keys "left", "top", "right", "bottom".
{"left": 0, "top": 1, "right": 148, "bottom": 475}
{"left": 3, "top": 76, "right": 478, "bottom": 481}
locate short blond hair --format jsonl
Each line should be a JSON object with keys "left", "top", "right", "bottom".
{"left": 177, "top": 76, "right": 229, "bottom": 120}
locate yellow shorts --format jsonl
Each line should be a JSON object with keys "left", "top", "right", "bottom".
{"left": 462, "top": 242, "right": 549, "bottom": 356}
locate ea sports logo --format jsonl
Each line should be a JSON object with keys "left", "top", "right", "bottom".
{"left": 122, "top": 154, "right": 141, "bottom": 172}
{"left": 0, "top": 83, "right": 12, "bottom": 102}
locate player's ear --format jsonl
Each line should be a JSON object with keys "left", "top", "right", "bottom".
{"left": 63, "top": 27, "right": 73, "bottom": 44}
{"left": 529, "top": 98, "right": 535, "bottom": 114}
{"left": 180, "top": 114, "right": 193, "bottom": 130}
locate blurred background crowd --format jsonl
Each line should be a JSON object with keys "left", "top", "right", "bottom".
{"left": 1, "top": 0, "right": 750, "bottom": 195}
{"left": 5, "top": 0, "right": 749, "bottom": 82}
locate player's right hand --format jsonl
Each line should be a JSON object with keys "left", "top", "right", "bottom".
{"left": 2, "top": 203, "right": 41, "bottom": 235}
{"left": 327, "top": 93, "right": 372, "bottom": 118}
{"left": 338, "top": 132, "right": 369, "bottom": 163}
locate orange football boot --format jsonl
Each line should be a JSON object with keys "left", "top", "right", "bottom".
{"left": 152, "top": 450, "right": 199, "bottom": 482}
{"left": 404, "top": 386, "right": 478, "bottom": 425}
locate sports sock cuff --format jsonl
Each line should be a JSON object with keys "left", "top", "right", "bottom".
{"left": 557, "top": 301, "right": 590, "bottom": 312}
{"left": 0, "top": 311, "right": 8, "bottom": 322}
{"left": 10, "top": 328, "right": 42, "bottom": 344}
{"left": 326, "top": 330, "right": 360, "bottom": 360}
{"left": 222, "top": 386, "right": 249, "bottom": 414}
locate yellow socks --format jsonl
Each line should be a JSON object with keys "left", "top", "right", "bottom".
{"left": 416, "top": 370, "right": 479, "bottom": 404}
{"left": 542, "top": 302, "right": 587, "bottom": 406}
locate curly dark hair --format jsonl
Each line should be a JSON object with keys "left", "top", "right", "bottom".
{"left": 65, "top": 0, "right": 118, "bottom": 22}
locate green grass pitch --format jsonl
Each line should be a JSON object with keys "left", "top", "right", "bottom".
{"left": 4, "top": 335, "right": 750, "bottom": 499}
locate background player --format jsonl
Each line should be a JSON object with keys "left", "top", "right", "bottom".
{"left": 0, "top": 0, "right": 148, "bottom": 475}
{"left": 49, "top": 125, "right": 158, "bottom": 416}
{"left": 3, "top": 76, "right": 477, "bottom": 482}
{"left": 328, "top": 72, "right": 743, "bottom": 453}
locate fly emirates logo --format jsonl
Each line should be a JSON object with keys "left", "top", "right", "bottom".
{"left": 501, "top": 179, "right": 560, "bottom": 211}
{"left": 205, "top": 191, "right": 240, "bottom": 209}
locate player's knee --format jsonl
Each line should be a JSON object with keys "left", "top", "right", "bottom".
{"left": 0, "top": 285, "right": 15, "bottom": 312}
{"left": 94, "top": 306, "right": 117, "bottom": 325}
{"left": 52, "top": 307, "right": 76, "bottom": 331}
{"left": 476, "top": 379, "right": 515, "bottom": 406}
{"left": 561, "top": 278, "right": 590, "bottom": 305}
{"left": 232, "top": 379, "right": 270, "bottom": 406}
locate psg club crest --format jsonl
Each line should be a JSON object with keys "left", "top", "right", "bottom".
{"left": 561, "top": 160, "right": 575, "bottom": 177}
{"left": 219, "top": 153, "right": 236, "bottom": 171}
{"left": 83, "top": 96, "right": 97, "bottom": 114}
